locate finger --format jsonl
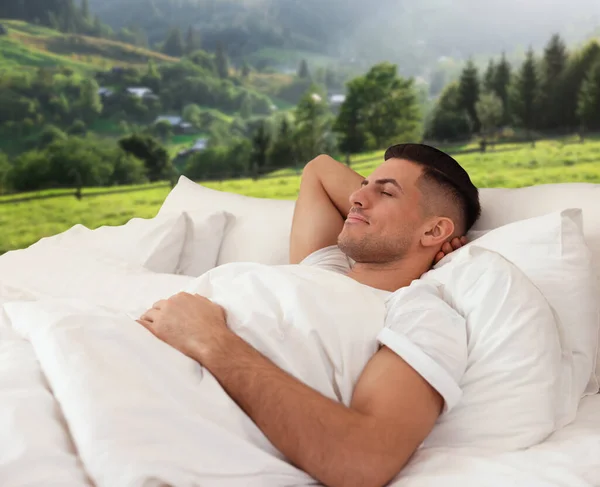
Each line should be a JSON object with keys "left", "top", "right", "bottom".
{"left": 450, "top": 237, "right": 462, "bottom": 250}
{"left": 442, "top": 242, "right": 453, "bottom": 254}
{"left": 460, "top": 236, "right": 468, "bottom": 245}
{"left": 434, "top": 251, "right": 445, "bottom": 263}
{"left": 136, "top": 319, "right": 153, "bottom": 329}
{"left": 140, "top": 308, "right": 159, "bottom": 323}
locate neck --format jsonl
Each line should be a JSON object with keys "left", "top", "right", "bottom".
{"left": 346, "top": 256, "right": 430, "bottom": 293}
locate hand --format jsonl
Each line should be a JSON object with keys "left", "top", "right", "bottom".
{"left": 433, "top": 236, "right": 468, "bottom": 265}
{"left": 137, "top": 292, "right": 228, "bottom": 361}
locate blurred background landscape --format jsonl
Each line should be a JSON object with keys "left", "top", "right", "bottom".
{"left": 1, "top": 0, "right": 600, "bottom": 254}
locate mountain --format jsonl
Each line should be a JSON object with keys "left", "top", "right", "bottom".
{"left": 88, "top": 0, "right": 600, "bottom": 77}
{"left": 0, "top": 19, "right": 178, "bottom": 74}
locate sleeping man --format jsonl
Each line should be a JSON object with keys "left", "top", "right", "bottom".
{"left": 137, "top": 143, "right": 480, "bottom": 487}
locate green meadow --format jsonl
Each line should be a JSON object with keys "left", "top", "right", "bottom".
{"left": 2, "top": 136, "right": 600, "bottom": 255}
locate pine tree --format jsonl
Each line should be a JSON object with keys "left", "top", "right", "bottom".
{"left": 577, "top": 60, "right": 600, "bottom": 137}
{"left": 81, "top": 0, "right": 90, "bottom": 21}
{"left": 59, "top": 0, "right": 79, "bottom": 33}
{"left": 483, "top": 60, "right": 496, "bottom": 92}
{"left": 185, "top": 26, "right": 200, "bottom": 54}
{"left": 512, "top": 48, "right": 540, "bottom": 145}
{"left": 269, "top": 116, "right": 296, "bottom": 169}
{"left": 457, "top": 59, "right": 481, "bottom": 132}
{"left": 543, "top": 34, "right": 568, "bottom": 82}
{"left": 540, "top": 34, "right": 568, "bottom": 130}
{"left": 561, "top": 41, "right": 600, "bottom": 129}
{"left": 48, "top": 12, "right": 61, "bottom": 31}
{"left": 215, "top": 41, "right": 229, "bottom": 79}
{"left": 298, "top": 59, "right": 310, "bottom": 79}
{"left": 491, "top": 53, "right": 512, "bottom": 125}
{"left": 250, "top": 122, "right": 271, "bottom": 179}
{"left": 162, "top": 28, "right": 184, "bottom": 57}
{"left": 241, "top": 62, "right": 251, "bottom": 79}
{"left": 92, "top": 15, "right": 102, "bottom": 36}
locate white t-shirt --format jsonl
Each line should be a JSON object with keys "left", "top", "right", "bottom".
{"left": 300, "top": 245, "right": 467, "bottom": 413}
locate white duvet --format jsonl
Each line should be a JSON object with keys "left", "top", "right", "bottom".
{"left": 1, "top": 229, "right": 599, "bottom": 487}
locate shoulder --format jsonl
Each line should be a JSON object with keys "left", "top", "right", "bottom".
{"left": 379, "top": 279, "right": 468, "bottom": 413}
{"left": 298, "top": 245, "right": 353, "bottom": 275}
{"left": 385, "top": 278, "right": 464, "bottom": 330}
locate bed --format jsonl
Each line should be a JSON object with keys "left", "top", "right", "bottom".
{"left": 1, "top": 175, "right": 599, "bottom": 487}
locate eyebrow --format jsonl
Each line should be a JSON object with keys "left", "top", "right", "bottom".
{"left": 362, "top": 178, "right": 404, "bottom": 193}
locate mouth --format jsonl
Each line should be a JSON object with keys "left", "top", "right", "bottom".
{"left": 346, "top": 214, "right": 369, "bottom": 224}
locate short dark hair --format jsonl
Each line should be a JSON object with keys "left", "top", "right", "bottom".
{"left": 384, "top": 143, "right": 481, "bottom": 232}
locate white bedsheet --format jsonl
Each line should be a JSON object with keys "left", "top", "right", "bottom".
{"left": 390, "top": 394, "right": 600, "bottom": 487}
{"left": 1, "top": 230, "right": 599, "bottom": 487}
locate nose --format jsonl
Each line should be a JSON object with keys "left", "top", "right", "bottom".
{"left": 349, "top": 185, "right": 369, "bottom": 208}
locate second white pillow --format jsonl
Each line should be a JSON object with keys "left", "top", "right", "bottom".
{"left": 443, "top": 209, "right": 598, "bottom": 421}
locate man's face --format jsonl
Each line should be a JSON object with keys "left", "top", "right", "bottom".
{"left": 338, "top": 158, "right": 426, "bottom": 264}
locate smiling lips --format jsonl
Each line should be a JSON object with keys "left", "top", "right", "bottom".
{"left": 346, "top": 213, "right": 369, "bottom": 224}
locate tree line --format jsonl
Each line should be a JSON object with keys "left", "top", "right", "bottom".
{"left": 426, "top": 34, "right": 600, "bottom": 144}
{"left": 2, "top": 28, "right": 599, "bottom": 195}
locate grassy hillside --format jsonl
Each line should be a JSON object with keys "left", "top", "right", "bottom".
{"left": 0, "top": 19, "right": 178, "bottom": 73}
{"left": 247, "top": 48, "right": 339, "bottom": 71}
{"left": 2, "top": 136, "right": 600, "bottom": 255}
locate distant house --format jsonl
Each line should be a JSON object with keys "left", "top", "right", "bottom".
{"left": 98, "top": 87, "right": 114, "bottom": 98}
{"left": 154, "top": 115, "right": 194, "bottom": 134}
{"left": 127, "top": 87, "right": 157, "bottom": 99}
{"left": 310, "top": 93, "right": 323, "bottom": 103}
{"left": 177, "top": 138, "right": 208, "bottom": 158}
{"left": 329, "top": 94, "right": 346, "bottom": 106}
{"left": 155, "top": 115, "right": 183, "bottom": 125}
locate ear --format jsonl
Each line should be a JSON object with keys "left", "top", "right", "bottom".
{"left": 420, "top": 217, "right": 455, "bottom": 249}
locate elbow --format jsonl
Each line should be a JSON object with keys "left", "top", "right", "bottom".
{"left": 326, "top": 458, "right": 404, "bottom": 487}
{"left": 345, "top": 452, "right": 410, "bottom": 487}
{"left": 303, "top": 154, "right": 335, "bottom": 173}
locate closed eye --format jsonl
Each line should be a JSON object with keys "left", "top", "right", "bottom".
{"left": 381, "top": 191, "right": 393, "bottom": 197}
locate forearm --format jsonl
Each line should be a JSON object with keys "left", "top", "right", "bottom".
{"left": 307, "top": 155, "right": 364, "bottom": 218}
{"left": 289, "top": 155, "right": 363, "bottom": 264}
{"left": 197, "top": 331, "right": 389, "bottom": 487}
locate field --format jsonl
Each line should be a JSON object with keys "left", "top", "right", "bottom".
{"left": 0, "top": 20, "right": 178, "bottom": 73}
{"left": 247, "top": 48, "right": 338, "bottom": 71}
{"left": 1, "top": 135, "right": 600, "bottom": 255}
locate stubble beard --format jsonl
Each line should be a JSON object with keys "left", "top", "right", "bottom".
{"left": 337, "top": 227, "right": 412, "bottom": 264}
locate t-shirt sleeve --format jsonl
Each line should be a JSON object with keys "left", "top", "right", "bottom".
{"left": 378, "top": 279, "right": 467, "bottom": 413}
{"left": 299, "top": 245, "right": 352, "bottom": 275}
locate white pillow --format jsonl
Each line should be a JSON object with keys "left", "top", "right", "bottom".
{"left": 42, "top": 213, "right": 188, "bottom": 274}
{"left": 175, "top": 211, "right": 230, "bottom": 277}
{"left": 461, "top": 209, "right": 599, "bottom": 405}
{"left": 0, "top": 238, "right": 193, "bottom": 313}
{"left": 158, "top": 176, "right": 296, "bottom": 266}
{"left": 422, "top": 246, "right": 566, "bottom": 450}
